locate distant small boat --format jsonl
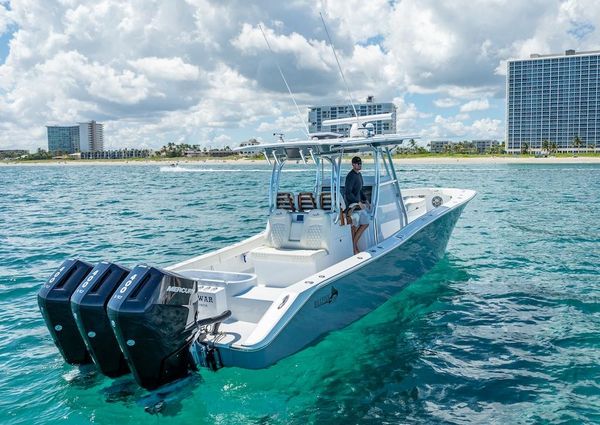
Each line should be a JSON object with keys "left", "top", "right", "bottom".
{"left": 38, "top": 115, "right": 475, "bottom": 391}
{"left": 159, "top": 164, "right": 186, "bottom": 172}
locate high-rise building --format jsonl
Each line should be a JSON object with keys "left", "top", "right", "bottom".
{"left": 506, "top": 49, "right": 600, "bottom": 153}
{"left": 78, "top": 121, "right": 104, "bottom": 152}
{"left": 308, "top": 97, "right": 397, "bottom": 136}
{"left": 46, "top": 126, "right": 80, "bottom": 153}
{"left": 46, "top": 121, "right": 104, "bottom": 153}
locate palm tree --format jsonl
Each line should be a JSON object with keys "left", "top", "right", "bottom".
{"left": 409, "top": 139, "right": 416, "bottom": 153}
{"left": 586, "top": 140, "right": 595, "bottom": 152}
{"left": 572, "top": 135, "right": 583, "bottom": 154}
{"left": 542, "top": 139, "right": 550, "bottom": 154}
{"left": 521, "top": 142, "right": 529, "bottom": 155}
{"left": 550, "top": 142, "right": 557, "bottom": 154}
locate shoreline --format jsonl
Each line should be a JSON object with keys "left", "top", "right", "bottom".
{"left": 1, "top": 156, "right": 600, "bottom": 166}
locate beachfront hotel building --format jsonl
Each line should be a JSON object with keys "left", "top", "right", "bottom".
{"left": 47, "top": 121, "right": 104, "bottom": 153}
{"left": 78, "top": 121, "right": 104, "bottom": 152}
{"left": 506, "top": 49, "right": 600, "bottom": 153}
{"left": 47, "top": 125, "right": 80, "bottom": 153}
{"left": 308, "top": 96, "right": 397, "bottom": 136}
{"left": 81, "top": 148, "right": 151, "bottom": 160}
{"left": 429, "top": 140, "right": 452, "bottom": 153}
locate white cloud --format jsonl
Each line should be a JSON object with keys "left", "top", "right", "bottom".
{"left": 321, "top": 0, "right": 392, "bottom": 42}
{"left": 460, "top": 98, "right": 489, "bottom": 113}
{"left": 423, "top": 114, "right": 502, "bottom": 140}
{"left": 129, "top": 57, "right": 200, "bottom": 81}
{"left": 257, "top": 114, "right": 306, "bottom": 134}
{"left": 471, "top": 117, "right": 502, "bottom": 137}
{"left": 434, "top": 98, "right": 459, "bottom": 108}
{"left": 0, "top": 2, "right": 12, "bottom": 35}
{"left": 211, "top": 133, "right": 233, "bottom": 148}
{"left": 0, "top": 0, "right": 597, "bottom": 151}
{"left": 231, "top": 23, "right": 331, "bottom": 71}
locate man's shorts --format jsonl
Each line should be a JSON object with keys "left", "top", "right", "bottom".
{"left": 351, "top": 208, "right": 370, "bottom": 226}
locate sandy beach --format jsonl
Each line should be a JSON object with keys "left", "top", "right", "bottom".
{"left": 2, "top": 156, "right": 600, "bottom": 166}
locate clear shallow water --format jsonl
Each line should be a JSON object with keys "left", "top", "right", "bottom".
{"left": 0, "top": 162, "right": 598, "bottom": 424}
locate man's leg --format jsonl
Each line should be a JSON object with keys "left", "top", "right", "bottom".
{"left": 353, "top": 224, "right": 368, "bottom": 254}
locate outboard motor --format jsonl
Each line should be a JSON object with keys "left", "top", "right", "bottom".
{"left": 71, "top": 262, "right": 131, "bottom": 378}
{"left": 38, "top": 259, "right": 94, "bottom": 364}
{"left": 107, "top": 265, "right": 199, "bottom": 390}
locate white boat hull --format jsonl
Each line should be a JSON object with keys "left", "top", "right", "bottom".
{"left": 200, "top": 198, "right": 470, "bottom": 369}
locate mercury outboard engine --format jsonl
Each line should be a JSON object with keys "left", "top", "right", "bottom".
{"left": 107, "top": 265, "right": 200, "bottom": 390}
{"left": 38, "top": 259, "right": 94, "bottom": 364}
{"left": 71, "top": 261, "right": 130, "bottom": 377}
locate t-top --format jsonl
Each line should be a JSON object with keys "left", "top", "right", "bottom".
{"left": 344, "top": 169, "right": 367, "bottom": 205}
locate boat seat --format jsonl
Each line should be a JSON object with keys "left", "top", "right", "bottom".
{"left": 266, "top": 209, "right": 292, "bottom": 248}
{"left": 403, "top": 197, "right": 426, "bottom": 213}
{"left": 320, "top": 191, "right": 348, "bottom": 225}
{"left": 320, "top": 192, "right": 332, "bottom": 210}
{"left": 248, "top": 246, "right": 328, "bottom": 287}
{"left": 265, "top": 209, "right": 332, "bottom": 251}
{"left": 404, "top": 197, "right": 424, "bottom": 206}
{"left": 254, "top": 209, "right": 335, "bottom": 286}
{"left": 297, "top": 192, "right": 316, "bottom": 212}
{"left": 300, "top": 208, "right": 330, "bottom": 250}
{"left": 276, "top": 192, "right": 295, "bottom": 211}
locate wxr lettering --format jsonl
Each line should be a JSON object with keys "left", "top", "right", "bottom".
{"left": 198, "top": 295, "right": 214, "bottom": 303}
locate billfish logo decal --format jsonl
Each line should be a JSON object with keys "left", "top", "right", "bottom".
{"left": 314, "top": 287, "right": 339, "bottom": 308}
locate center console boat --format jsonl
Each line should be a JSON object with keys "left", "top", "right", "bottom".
{"left": 38, "top": 126, "right": 476, "bottom": 390}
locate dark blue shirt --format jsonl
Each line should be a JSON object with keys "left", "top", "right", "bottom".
{"left": 345, "top": 169, "right": 366, "bottom": 205}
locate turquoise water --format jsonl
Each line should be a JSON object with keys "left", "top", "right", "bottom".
{"left": 0, "top": 162, "right": 598, "bottom": 424}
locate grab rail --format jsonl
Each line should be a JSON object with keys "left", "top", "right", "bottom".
{"left": 197, "top": 310, "right": 232, "bottom": 335}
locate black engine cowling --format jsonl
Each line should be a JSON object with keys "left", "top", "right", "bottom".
{"left": 37, "top": 259, "right": 94, "bottom": 364}
{"left": 107, "top": 265, "right": 199, "bottom": 390}
{"left": 70, "top": 261, "right": 131, "bottom": 377}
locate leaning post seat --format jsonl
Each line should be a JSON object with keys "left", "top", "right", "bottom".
{"left": 266, "top": 209, "right": 292, "bottom": 248}
{"left": 320, "top": 192, "right": 332, "bottom": 210}
{"left": 251, "top": 209, "right": 334, "bottom": 287}
{"left": 276, "top": 192, "right": 295, "bottom": 211}
{"left": 320, "top": 191, "right": 346, "bottom": 225}
{"left": 297, "top": 192, "right": 317, "bottom": 211}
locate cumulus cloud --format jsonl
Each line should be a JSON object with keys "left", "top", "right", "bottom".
{"left": 460, "top": 98, "right": 489, "bottom": 113}
{"left": 0, "top": 0, "right": 597, "bottom": 151}
{"left": 423, "top": 114, "right": 502, "bottom": 140}
{"left": 434, "top": 98, "right": 459, "bottom": 108}
{"left": 0, "top": 2, "right": 12, "bottom": 35}
{"left": 128, "top": 57, "right": 201, "bottom": 81}
{"left": 232, "top": 23, "right": 331, "bottom": 71}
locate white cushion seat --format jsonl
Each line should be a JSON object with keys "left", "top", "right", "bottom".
{"left": 403, "top": 197, "right": 426, "bottom": 213}
{"left": 267, "top": 209, "right": 292, "bottom": 248}
{"left": 404, "top": 197, "right": 424, "bottom": 206}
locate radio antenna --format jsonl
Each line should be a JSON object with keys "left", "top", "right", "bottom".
{"left": 319, "top": 12, "right": 359, "bottom": 121}
{"left": 259, "top": 24, "right": 310, "bottom": 139}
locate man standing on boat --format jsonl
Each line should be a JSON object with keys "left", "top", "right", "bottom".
{"left": 345, "top": 156, "right": 370, "bottom": 254}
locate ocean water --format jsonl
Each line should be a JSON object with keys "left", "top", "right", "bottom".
{"left": 0, "top": 162, "right": 598, "bottom": 424}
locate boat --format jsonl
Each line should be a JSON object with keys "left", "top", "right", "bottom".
{"left": 37, "top": 115, "right": 476, "bottom": 391}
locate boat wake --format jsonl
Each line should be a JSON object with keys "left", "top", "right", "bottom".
{"left": 159, "top": 166, "right": 311, "bottom": 173}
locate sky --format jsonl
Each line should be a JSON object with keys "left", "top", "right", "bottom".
{"left": 0, "top": 0, "right": 599, "bottom": 152}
